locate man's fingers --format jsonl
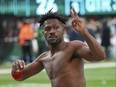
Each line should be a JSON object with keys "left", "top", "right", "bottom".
{"left": 12, "top": 62, "right": 17, "bottom": 70}
{"left": 72, "top": 8, "right": 79, "bottom": 18}
{"left": 12, "top": 60, "right": 25, "bottom": 72}
{"left": 70, "top": 9, "right": 75, "bottom": 18}
{"left": 72, "top": 8, "right": 77, "bottom": 16}
{"left": 17, "top": 60, "right": 25, "bottom": 70}
{"left": 20, "top": 60, "right": 25, "bottom": 69}
{"left": 15, "top": 61, "right": 20, "bottom": 72}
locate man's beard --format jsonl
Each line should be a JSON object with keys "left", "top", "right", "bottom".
{"left": 47, "top": 38, "right": 62, "bottom": 46}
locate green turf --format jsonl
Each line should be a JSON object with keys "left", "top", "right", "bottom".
{"left": 0, "top": 67, "right": 115, "bottom": 87}
{"left": 85, "top": 67, "right": 115, "bottom": 87}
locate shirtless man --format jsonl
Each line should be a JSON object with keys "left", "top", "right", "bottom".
{"left": 11, "top": 8, "right": 106, "bottom": 87}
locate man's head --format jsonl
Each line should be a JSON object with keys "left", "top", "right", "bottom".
{"left": 38, "top": 11, "right": 68, "bottom": 46}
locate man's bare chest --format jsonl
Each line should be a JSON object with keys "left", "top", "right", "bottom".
{"left": 42, "top": 51, "right": 72, "bottom": 79}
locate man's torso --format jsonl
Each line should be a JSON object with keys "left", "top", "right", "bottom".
{"left": 39, "top": 42, "right": 86, "bottom": 87}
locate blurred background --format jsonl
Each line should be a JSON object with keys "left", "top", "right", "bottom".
{"left": 0, "top": 0, "right": 115, "bottom": 87}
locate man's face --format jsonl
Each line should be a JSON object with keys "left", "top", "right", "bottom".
{"left": 42, "top": 19, "right": 65, "bottom": 45}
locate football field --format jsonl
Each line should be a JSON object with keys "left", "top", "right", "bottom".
{"left": 0, "top": 62, "right": 115, "bottom": 87}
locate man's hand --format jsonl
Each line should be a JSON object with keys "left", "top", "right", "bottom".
{"left": 12, "top": 60, "right": 25, "bottom": 75}
{"left": 70, "top": 8, "right": 85, "bottom": 34}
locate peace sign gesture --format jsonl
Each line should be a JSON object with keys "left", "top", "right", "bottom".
{"left": 70, "top": 8, "right": 85, "bottom": 34}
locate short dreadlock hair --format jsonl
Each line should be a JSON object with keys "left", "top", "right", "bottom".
{"left": 38, "top": 10, "right": 68, "bottom": 27}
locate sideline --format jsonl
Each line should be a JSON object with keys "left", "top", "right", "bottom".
{"left": 0, "top": 62, "right": 115, "bottom": 74}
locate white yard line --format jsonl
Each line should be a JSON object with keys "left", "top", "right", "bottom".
{"left": 0, "top": 62, "right": 115, "bottom": 74}
{"left": 0, "top": 83, "right": 51, "bottom": 87}
{"left": 84, "top": 62, "right": 116, "bottom": 69}
{"left": 0, "top": 69, "right": 11, "bottom": 74}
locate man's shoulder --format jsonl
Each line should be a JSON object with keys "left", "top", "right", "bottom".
{"left": 35, "top": 51, "right": 49, "bottom": 61}
{"left": 69, "top": 40, "right": 85, "bottom": 46}
{"left": 67, "top": 40, "right": 87, "bottom": 51}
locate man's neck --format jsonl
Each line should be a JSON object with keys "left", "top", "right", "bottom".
{"left": 48, "top": 41, "right": 66, "bottom": 55}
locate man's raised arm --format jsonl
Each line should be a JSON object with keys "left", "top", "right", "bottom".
{"left": 70, "top": 8, "right": 106, "bottom": 61}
